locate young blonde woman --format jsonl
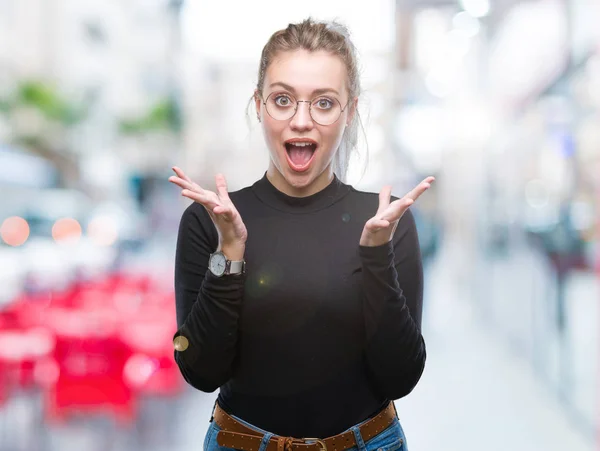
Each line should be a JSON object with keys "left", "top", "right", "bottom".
{"left": 169, "top": 18, "right": 434, "bottom": 451}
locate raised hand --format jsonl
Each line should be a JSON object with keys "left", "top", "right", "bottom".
{"left": 360, "top": 176, "right": 435, "bottom": 247}
{"left": 169, "top": 167, "right": 248, "bottom": 255}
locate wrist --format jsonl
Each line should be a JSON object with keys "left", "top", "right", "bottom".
{"left": 219, "top": 242, "right": 246, "bottom": 261}
{"left": 359, "top": 239, "right": 389, "bottom": 247}
{"left": 359, "top": 231, "right": 392, "bottom": 247}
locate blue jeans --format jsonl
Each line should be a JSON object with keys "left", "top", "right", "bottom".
{"left": 204, "top": 407, "right": 408, "bottom": 451}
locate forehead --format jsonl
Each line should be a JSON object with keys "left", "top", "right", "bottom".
{"left": 265, "top": 49, "right": 347, "bottom": 95}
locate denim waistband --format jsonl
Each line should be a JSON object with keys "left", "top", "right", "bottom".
{"left": 206, "top": 401, "right": 406, "bottom": 451}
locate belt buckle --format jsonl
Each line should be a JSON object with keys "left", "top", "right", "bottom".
{"left": 301, "top": 438, "right": 327, "bottom": 451}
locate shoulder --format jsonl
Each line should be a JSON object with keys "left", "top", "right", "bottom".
{"left": 347, "top": 186, "right": 405, "bottom": 202}
{"left": 346, "top": 185, "right": 411, "bottom": 213}
{"left": 344, "top": 185, "right": 379, "bottom": 205}
{"left": 180, "top": 201, "right": 208, "bottom": 224}
{"left": 228, "top": 185, "right": 254, "bottom": 203}
{"left": 345, "top": 184, "right": 402, "bottom": 202}
{"left": 178, "top": 202, "right": 215, "bottom": 241}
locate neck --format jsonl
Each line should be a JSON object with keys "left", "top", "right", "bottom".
{"left": 266, "top": 164, "right": 334, "bottom": 198}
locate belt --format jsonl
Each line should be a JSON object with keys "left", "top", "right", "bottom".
{"left": 213, "top": 401, "right": 398, "bottom": 451}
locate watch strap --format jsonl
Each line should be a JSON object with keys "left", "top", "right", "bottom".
{"left": 227, "top": 259, "right": 245, "bottom": 275}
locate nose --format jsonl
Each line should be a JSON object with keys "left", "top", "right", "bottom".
{"left": 289, "top": 101, "right": 314, "bottom": 131}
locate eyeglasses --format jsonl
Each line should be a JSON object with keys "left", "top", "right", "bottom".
{"left": 262, "top": 92, "right": 349, "bottom": 126}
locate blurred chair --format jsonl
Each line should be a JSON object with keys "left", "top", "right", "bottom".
{"left": 121, "top": 308, "right": 181, "bottom": 397}
{"left": 1, "top": 267, "right": 179, "bottom": 448}
{"left": 43, "top": 308, "right": 135, "bottom": 426}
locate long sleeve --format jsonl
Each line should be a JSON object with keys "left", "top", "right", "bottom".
{"left": 359, "top": 208, "right": 426, "bottom": 400}
{"left": 173, "top": 203, "right": 246, "bottom": 392}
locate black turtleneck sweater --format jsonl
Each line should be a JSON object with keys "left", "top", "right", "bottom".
{"left": 173, "top": 172, "right": 425, "bottom": 438}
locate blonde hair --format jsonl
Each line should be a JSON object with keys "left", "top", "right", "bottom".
{"left": 252, "top": 18, "right": 366, "bottom": 183}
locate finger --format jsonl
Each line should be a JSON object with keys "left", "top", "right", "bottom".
{"left": 365, "top": 217, "right": 391, "bottom": 231}
{"left": 170, "top": 175, "right": 210, "bottom": 201}
{"left": 172, "top": 166, "right": 193, "bottom": 184}
{"left": 380, "top": 197, "right": 413, "bottom": 222}
{"left": 405, "top": 178, "right": 433, "bottom": 202}
{"left": 376, "top": 185, "right": 392, "bottom": 216}
{"left": 215, "top": 173, "right": 231, "bottom": 203}
{"left": 181, "top": 189, "right": 221, "bottom": 210}
{"left": 168, "top": 176, "right": 194, "bottom": 191}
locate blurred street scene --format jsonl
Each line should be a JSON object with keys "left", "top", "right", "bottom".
{"left": 0, "top": 0, "right": 598, "bottom": 450}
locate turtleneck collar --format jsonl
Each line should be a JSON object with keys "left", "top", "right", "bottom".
{"left": 251, "top": 171, "right": 352, "bottom": 214}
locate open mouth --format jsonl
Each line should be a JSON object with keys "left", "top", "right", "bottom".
{"left": 284, "top": 140, "right": 317, "bottom": 171}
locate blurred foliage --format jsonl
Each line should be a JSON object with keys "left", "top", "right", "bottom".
{"left": 17, "top": 135, "right": 52, "bottom": 149}
{"left": 18, "top": 82, "right": 85, "bottom": 125}
{"left": 0, "top": 98, "right": 10, "bottom": 114}
{"left": 0, "top": 80, "right": 86, "bottom": 186}
{"left": 0, "top": 80, "right": 87, "bottom": 125}
{"left": 118, "top": 97, "right": 181, "bottom": 135}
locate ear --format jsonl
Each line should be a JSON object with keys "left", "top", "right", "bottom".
{"left": 254, "top": 90, "right": 262, "bottom": 122}
{"left": 346, "top": 97, "right": 359, "bottom": 126}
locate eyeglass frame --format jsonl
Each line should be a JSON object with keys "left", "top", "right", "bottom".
{"left": 259, "top": 91, "right": 352, "bottom": 126}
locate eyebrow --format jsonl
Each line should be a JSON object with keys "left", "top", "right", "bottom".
{"left": 268, "top": 82, "right": 340, "bottom": 97}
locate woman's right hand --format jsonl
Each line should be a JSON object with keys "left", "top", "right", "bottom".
{"left": 169, "top": 167, "right": 248, "bottom": 256}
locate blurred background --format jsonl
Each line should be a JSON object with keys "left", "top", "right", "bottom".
{"left": 0, "top": 0, "right": 598, "bottom": 450}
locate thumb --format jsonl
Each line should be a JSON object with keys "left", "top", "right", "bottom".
{"left": 376, "top": 185, "right": 392, "bottom": 216}
{"left": 215, "top": 173, "right": 231, "bottom": 202}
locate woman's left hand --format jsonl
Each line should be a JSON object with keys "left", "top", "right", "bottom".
{"left": 360, "top": 176, "right": 435, "bottom": 247}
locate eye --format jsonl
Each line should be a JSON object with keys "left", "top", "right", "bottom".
{"left": 314, "top": 98, "right": 334, "bottom": 110}
{"left": 274, "top": 95, "right": 293, "bottom": 107}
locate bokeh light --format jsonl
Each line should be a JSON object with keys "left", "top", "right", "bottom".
{"left": 87, "top": 215, "right": 119, "bottom": 247}
{"left": 52, "top": 218, "right": 82, "bottom": 243}
{"left": 0, "top": 216, "right": 30, "bottom": 246}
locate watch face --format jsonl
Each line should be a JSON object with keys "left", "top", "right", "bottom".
{"left": 210, "top": 252, "right": 227, "bottom": 276}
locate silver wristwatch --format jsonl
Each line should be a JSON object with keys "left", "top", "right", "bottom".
{"left": 208, "top": 250, "right": 246, "bottom": 277}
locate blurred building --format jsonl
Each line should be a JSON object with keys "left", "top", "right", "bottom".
{"left": 0, "top": 0, "right": 183, "bottom": 196}
{"left": 391, "top": 0, "right": 600, "bottom": 437}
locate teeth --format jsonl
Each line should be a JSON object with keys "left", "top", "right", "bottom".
{"left": 288, "top": 142, "right": 314, "bottom": 147}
